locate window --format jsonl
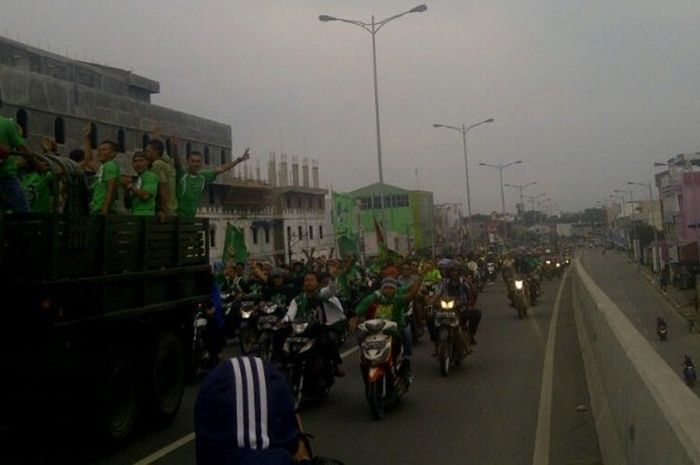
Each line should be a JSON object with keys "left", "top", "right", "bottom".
{"left": 264, "top": 228, "right": 270, "bottom": 244}
{"left": 221, "top": 149, "right": 226, "bottom": 165}
{"left": 16, "top": 109, "right": 28, "bottom": 138}
{"left": 361, "top": 197, "right": 370, "bottom": 210}
{"left": 252, "top": 227, "right": 258, "bottom": 244}
{"left": 298, "top": 225, "right": 303, "bottom": 238}
{"left": 373, "top": 196, "right": 382, "bottom": 209}
{"left": 204, "top": 146, "right": 210, "bottom": 165}
{"left": 287, "top": 226, "right": 292, "bottom": 242}
{"left": 186, "top": 142, "right": 192, "bottom": 156}
{"left": 319, "top": 225, "right": 323, "bottom": 239}
{"left": 209, "top": 226, "right": 217, "bottom": 247}
{"left": 54, "top": 117, "right": 65, "bottom": 144}
{"left": 142, "top": 133, "right": 150, "bottom": 150}
{"left": 286, "top": 196, "right": 291, "bottom": 208}
{"left": 117, "top": 129, "right": 126, "bottom": 152}
{"left": 309, "top": 225, "right": 314, "bottom": 240}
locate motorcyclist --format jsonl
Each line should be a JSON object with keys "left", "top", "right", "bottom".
{"left": 434, "top": 265, "right": 482, "bottom": 351}
{"left": 656, "top": 316, "right": 668, "bottom": 332}
{"left": 353, "top": 271, "right": 427, "bottom": 378}
{"left": 284, "top": 268, "right": 346, "bottom": 377}
{"left": 262, "top": 268, "right": 296, "bottom": 307}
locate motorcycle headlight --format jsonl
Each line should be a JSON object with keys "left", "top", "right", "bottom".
{"left": 263, "top": 304, "right": 277, "bottom": 314}
{"left": 440, "top": 299, "right": 455, "bottom": 310}
{"left": 292, "top": 322, "right": 309, "bottom": 335}
{"left": 545, "top": 260, "right": 551, "bottom": 265}
{"left": 241, "top": 309, "right": 254, "bottom": 319}
{"left": 556, "top": 263, "right": 561, "bottom": 268}
{"left": 515, "top": 280, "right": 524, "bottom": 290}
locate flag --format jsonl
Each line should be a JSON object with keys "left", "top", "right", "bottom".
{"left": 373, "top": 217, "right": 402, "bottom": 264}
{"left": 337, "top": 234, "right": 359, "bottom": 259}
{"left": 331, "top": 192, "right": 356, "bottom": 236}
{"left": 224, "top": 222, "right": 248, "bottom": 263}
{"left": 373, "top": 216, "right": 385, "bottom": 249}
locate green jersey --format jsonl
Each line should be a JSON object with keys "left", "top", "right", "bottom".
{"left": 151, "top": 156, "right": 177, "bottom": 215}
{"left": 21, "top": 170, "right": 53, "bottom": 212}
{"left": 90, "top": 159, "right": 120, "bottom": 214}
{"left": 131, "top": 170, "right": 158, "bottom": 216}
{"left": 355, "top": 288, "right": 410, "bottom": 328}
{"left": 0, "top": 117, "right": 25, "bottom": 178}
{"left": 176, "top": 169, "right": 217, "bottom": 217}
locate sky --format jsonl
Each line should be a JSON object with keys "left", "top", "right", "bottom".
{"left": 3, "top": 0, "right": 700, "bottom": 213}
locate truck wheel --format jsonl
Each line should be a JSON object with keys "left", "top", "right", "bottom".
{"left": 149, "top": 331, "right": 185, "bottom": 424}
{"left": 99, "top": 346, "right": 140, "bottom": 444}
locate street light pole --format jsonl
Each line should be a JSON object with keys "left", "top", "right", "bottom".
{"left": 433, "top": 118, "right": 494, "bottom": 250}
{"left": 505, "top": 181, "right": 537, "bottom": 216}
{"left": 320, "top": 5, "right": 428, "bottom": 232}
{"left": 479, "top": 160, "right": 523, "bottom": 217}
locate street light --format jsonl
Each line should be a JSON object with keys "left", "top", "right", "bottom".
{"left": 505, "top": 181, "right": 537, "bottom": 216}
{"left": 433, "top": 118, "right": 494, "bottom": 249}
{"left": 320, "top": 5, "right": 428, "bottom": 231}
{"left": 478, "top": 160, "right": 523, "bottom": 216}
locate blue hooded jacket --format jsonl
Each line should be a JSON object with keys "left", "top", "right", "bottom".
{"left": 195, "top": 357, "right": 299, "bottom": 465}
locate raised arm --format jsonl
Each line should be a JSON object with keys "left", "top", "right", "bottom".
{"left": 215, "top": 147, "right": 250, "bottom": 175}
{"left": 83, "top": 123, "right": 99, "bottom": 171}
{"left": 403, "top": 270, "right": 427, "bottom": 303}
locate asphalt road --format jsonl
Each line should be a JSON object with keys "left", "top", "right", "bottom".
{"left": 6, "top": 273, "right": 602, "bottom": 465}
{"left": 579, "top": 249, "right": 700, "bottom": 389}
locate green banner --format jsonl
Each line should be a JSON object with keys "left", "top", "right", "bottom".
{"left": 224, "top": 222, "right": 248, "bottom": 264}
{"left": 331, "top": 192, "right": 356, "bottom": 236}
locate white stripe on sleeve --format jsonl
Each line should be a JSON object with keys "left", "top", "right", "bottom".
{"left": 254, "top": 357, "right": 270, "bottom": 449}
{"left": 241, "top": 357, "right": 258, "bottom": 449}
{"left": 230, "top": 358, "right": 246, "bottom": 448}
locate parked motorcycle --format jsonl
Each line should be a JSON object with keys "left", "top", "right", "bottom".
{"left": 282, "top": 319, "right": 336, "bottom": 411}
{"left": 434, "top": 298, "right": 467, "bottom": 377}
{"left": 358, "top": 318, "right": 410, "bottom": 420}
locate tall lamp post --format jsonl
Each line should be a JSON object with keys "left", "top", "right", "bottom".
{"left": 479, "top": 160, "right": 523, "bottom": 217}
{"left": 320, "top": 4, "right": 428, "bottom": 231}
{"left": 433, "top": 118, "right": 495, "bottom": 249}
{"left": 615, "top": 188, "right": 637, "bottom": 259}
{"left": 505, "top": 181, "right": 537, "bottom": 216}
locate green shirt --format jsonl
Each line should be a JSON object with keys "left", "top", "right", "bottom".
{"left": 424, "top": 269, "right": 442, "bottom": 285}
{"left": 131, "top": 170, "right": 158, "bottom": 216}
{"left": 355, "top": 288, "right": 410, "bottom": 328}
{"left": 151, "top": 156, "right": 177, "bottom": 215}
{"left": 21, "top": 170, "right": 53, "bottom": 212}
{"left": 90, "top": 159, "right": 120, "bottom": 214}
{"left": 0, "top": 117, "right": 25, "bottom": 178}
{"left": 176, "top": 169, "right": 217, "bottom": 217}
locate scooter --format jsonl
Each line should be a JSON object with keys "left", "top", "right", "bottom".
{"left": 358, "top": 318, "right": 410, "bottom": 420}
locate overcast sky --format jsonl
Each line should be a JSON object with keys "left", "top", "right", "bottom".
{"left": 4, "top": 0, "right": 700, "bottom": 213}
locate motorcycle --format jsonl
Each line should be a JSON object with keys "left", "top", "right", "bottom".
{"left": 434, "top": 298, "right": 467, "bottom": 377}
{"left": 282, "top": 319, "right": 335, "bottom": 411}
{"left": 358, "top": 318, "right": 410, "bottom": 420}
{"left": 657, "top": 323, "right": 668, "bottom": 341}
{"left": 255, "top": 302, "right": 287, "bottom": 362}
{"left": 684, "top": 356, "right": 696, "bottom": 388}
{"left": 486, "top": 262, "right": 497, "bottom": 282}
{"left": 542, "top": 260, "right": 555, "bottom": 281}
{"left": 527, "top": 273, "right": 541, "bottom": 306}
{"left": 236, "top": 294, "right": 265, "bottom": 354}
{"left": 512, "top": 278, "right": 530, "bottom": 319}
{"left": 191, "top": 302, "right": 215, "bottom": 374}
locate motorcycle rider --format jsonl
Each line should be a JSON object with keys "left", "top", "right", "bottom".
{"left": 353, "top": 271, "right": 427, "bottom": 379}
{"left": 263, "top": 269, "right": 296, "bottom": 307}
{"left": 284, "top": 267, "right": 346, "bottom": 377}
{"left": 434, "top": 265, "right": 482, "bottom": 352}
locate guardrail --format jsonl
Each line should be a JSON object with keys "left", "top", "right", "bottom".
{"left": 573, "top": 259, "right": 700, "bottom": 465}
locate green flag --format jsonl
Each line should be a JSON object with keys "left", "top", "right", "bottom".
{"left": 337, "top": 234, "right": 359, "bottom": 259}
{"left": 332, "top": 192, "right": 356, "bottom": 236}
{"left": 224, "top": 223, "right": 248, "bottom": 263}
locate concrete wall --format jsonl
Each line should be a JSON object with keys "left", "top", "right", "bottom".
{"left": 572, "top": 260, "right": 700, "bottom": 465}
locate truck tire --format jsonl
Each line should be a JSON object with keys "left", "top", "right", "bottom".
{"left": 99, "top": 346, "right": 140, "bottom": 444}
{"left": 149, "top": 330, "right": 185, "bottom": 424}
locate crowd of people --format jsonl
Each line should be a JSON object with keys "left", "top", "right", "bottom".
{"left": 0, "top": 106, "right": 250, "bottom": 217}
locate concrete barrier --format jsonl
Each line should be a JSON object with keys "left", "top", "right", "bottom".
{"left": 573, "top": 259, "right": 700, "bottom": 465}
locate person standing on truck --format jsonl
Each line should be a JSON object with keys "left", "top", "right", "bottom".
{"left": 89, "top": 140, "right": 121, "bottom": 215}
{"left": 122, "top": 152, "right": 158, "bottom": 216}
{"left": 146, "top": 138, "right": 177, "bottom": 220}
{"left": 171, "top": 136, "right": 251, "bottom": 218}
{"left": 0, "top": 103, "right": 30, "bottom": 213}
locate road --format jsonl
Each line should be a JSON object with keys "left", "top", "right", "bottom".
{"left": 580, "top": 248, "right": 700, "bottom": 390}
{"left": 7, "top": 273, "right": 601, "bottom": 465}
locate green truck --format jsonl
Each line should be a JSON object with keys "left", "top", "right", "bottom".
{"left": 0, "top": 154, "right": 212, "bottom": 444}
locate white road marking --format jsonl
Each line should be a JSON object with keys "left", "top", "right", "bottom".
{"left": 131, "top": 342, "right": 360, "bottom": 464}
{"left": 532, "top": 268, "right": 569, "bottom": 465}
{"left": 131, "top": 432, "right": 195, "bottom": 465}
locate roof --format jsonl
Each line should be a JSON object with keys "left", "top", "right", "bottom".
{"left": 274, "top": 186, "right": 327, "bottom": 195}
{"left": 348, "top": 182, "right": 410, "bottom": 197}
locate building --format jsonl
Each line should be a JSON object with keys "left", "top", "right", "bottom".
{"left": 348, "top": 183, "right": 434, "bottom": 256}
{"left": 433, "top": 203, "right": 464, "bottom": 254}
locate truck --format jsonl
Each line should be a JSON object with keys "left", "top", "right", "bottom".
{"left": 0, "top": 153, "right": 212, "bottom": 444}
